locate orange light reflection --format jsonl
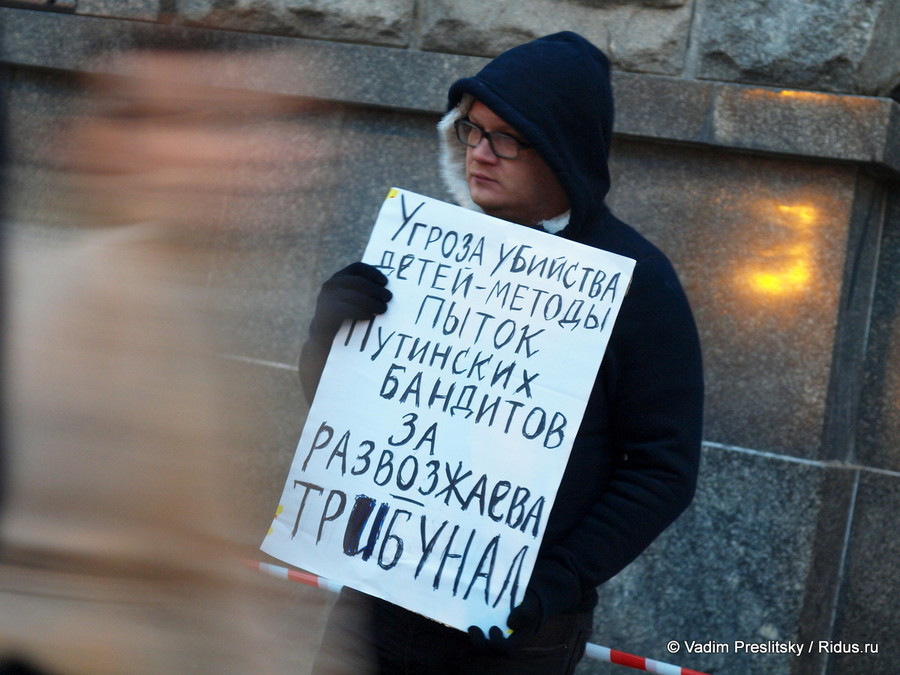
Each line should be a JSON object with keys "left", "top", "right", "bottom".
{"left": 739, "top": 202, "right": 819, "bottom": 298}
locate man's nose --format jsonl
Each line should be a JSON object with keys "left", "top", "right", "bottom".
{"left": 470, "top": 135, "right": 499, "bottom": 162}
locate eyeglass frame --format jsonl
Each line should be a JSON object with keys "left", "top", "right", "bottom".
{"left": 453, "top": 118, "right": 534, "bottom": 160}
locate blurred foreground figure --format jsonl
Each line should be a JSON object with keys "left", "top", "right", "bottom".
{"left": 1, "top": 30, "right": 334, "bottom": 674}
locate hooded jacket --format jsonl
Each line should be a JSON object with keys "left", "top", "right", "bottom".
{"left": 437, "top": 32, "right": 704, "bottom": 624}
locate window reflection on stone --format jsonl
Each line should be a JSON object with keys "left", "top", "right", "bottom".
{"left": 739, "top": 202, "right": 819, "bottom": 297}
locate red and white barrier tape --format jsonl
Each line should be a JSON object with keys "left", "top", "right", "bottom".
{"left": 251, "top": 559, "right": 345, "bottom": 593}
{"left": 585, "top": 643, "right": 709, "bottom": 675}
{"left": 244, "top": 559, "right": 709, "bottom": 675}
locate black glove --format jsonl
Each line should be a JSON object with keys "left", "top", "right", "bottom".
{"left": 467, "top": 589, "right": 544, "bottom": 655}
{"left": 309, "top": 262, "right": 392, "bottom": 345}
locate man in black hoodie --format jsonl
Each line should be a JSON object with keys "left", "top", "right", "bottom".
{"left": 304, "top": 32, "right": 703, "bottom": 675}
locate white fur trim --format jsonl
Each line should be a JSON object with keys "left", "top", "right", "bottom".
{"left": 437, "top": 95, "right": 481, "bottom": 213}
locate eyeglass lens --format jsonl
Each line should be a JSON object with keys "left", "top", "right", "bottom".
{"left": 457, "top": 120, "right": 521, "bottom": 159}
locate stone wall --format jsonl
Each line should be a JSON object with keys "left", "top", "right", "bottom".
{"left": 41, "top": 0, "right": 900, "bottom": 97}
{"left": 1, "top": 3, "right": 899, "bottom": 674}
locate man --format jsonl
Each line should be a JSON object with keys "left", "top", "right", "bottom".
{"left": 302, "top": 31, "right": 703, "bottom": 674}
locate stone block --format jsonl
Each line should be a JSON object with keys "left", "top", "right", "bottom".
{"left": 314, "top": 107, "right": 449, "bottom": 277}
{"left": 793, "top": 468, "right": 859, "bottom": 675}
{"left": 260, "top": 40, "right": 480, "bottom": 114}
{"left": 419, "top": 0, "right": 693, "bottom": 75}
{"left": 857, "top": 188, "right": 900, "bottom": 472}
{"left": 571, "top": 0, "right": 687, "bottom": 7}
{"left": 76, "top": 0, "right": 160, "bottom": 20}
{"left": 614, "top": 74, "right": 900, "bottom": 175}
{"left": 196, "top": 101, "right": 350, "bottom": 370}
{"left": 578, "top": 446, "right": 842, "bottom": 675}
{"left": 608, "top": 139, "right": 855, "bottom": 457}
{"left": 709, "top": 86, "right": 894, "bottom": 166}
{"left": 819, "top": 175, "right": 885, "bottom": 464}
{"left": 827, "top": 471, "right": 900, "bottom": 674}
{"left": 613, "top": 73, "right": 715, "bottom": 144}
{"left": 3, "top": 68, "right": 80, "bottom": 228}
{"left": 212, "top": 360, "right": 308, "bottom": 549}
{"left": 11, "top": 0, "right": 76, "bottom": 8}
{"left": 179, "top": 0, "right": 415, "bottom": 47}
{"left": 692, "top": 0, "right": 900, "bottom": 97}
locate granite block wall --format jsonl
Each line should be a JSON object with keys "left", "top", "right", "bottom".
{"left": 607, "top": 140, "right": 859, "bottom": 457}
{"left": 61, "top": 0, "right": 900, "bottom": 96}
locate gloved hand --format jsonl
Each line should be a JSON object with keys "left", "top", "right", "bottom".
{"left": 467, "top": 589, "right": 544, "bottom": 655}
{"left": 309, "top": 262, "right": 392, "bottom": 345}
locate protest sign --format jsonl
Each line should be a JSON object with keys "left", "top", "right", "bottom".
{"left": 261, "top": 188, "right": 636, "bottom": 632}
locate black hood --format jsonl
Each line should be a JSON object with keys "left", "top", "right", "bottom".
{"left": 445, "top": 32, "right": 614, "bottom": 239}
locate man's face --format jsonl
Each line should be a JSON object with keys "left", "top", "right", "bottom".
{"left": 465, "top": 101, "right": 569, "bottom": 227}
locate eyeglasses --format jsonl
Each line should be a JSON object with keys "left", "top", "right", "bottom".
{"left": 454, "top": 118, "right": 533, "bottom": 160}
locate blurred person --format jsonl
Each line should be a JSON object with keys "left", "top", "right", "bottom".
{"left": 0, "top": 26, "right": 336, "bottom": 674}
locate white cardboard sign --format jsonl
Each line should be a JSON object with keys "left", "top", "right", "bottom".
{"left": 262, "top": 188, "right": 635, "bottom": 632}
